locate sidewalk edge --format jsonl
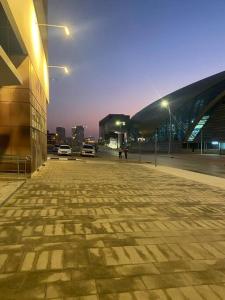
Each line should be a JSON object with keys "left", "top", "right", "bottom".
{"left": 0, "top": 180, "right": 26, "bottom": 207}
{"left": 142, "top": 164, "right": 225, "bottom": 190}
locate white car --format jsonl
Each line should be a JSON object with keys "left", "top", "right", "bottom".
{"left": 81, "top": 144, "right": 95, "bottom": 157}
{"left": 58, "top": 145, "right": 72, "bottom": 156}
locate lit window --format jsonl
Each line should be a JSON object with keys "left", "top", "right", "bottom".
{"left": 188, "top": 115, "right": 209, "bottom": 142}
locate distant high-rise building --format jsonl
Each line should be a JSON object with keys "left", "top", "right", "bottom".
{"left": 72, "top": 125, "right": 85, "bottom": 148}
{"left": 47, "top": 131, "right": 57, "bottom": 145}
{"left": 56, "top": 127, "right": 66, "bottom": 145}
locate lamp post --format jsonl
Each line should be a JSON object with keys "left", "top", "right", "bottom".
{"left": 48, "top": 65, "right": 70, "bottom": 74}
{"left": 115, "top": 121, "right": 126, "bottom": 148}
{"left": 154, "top": 128, "right": 158, "bottom": 167}
{"left": 161, "top": 100, "right": 172, "bottom": 155}
{"left": 38, "top": 24, "right": 70, "bottom": 36}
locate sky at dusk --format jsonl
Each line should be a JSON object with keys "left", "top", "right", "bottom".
{"left": 47, "top": 0, "right": 225, "bottom": 137}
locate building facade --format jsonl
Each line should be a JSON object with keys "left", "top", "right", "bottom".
{"left": 72, "top": 125, "right": 84, "bottom": 149}
{"left": 99, "top": 114, "right": 130, "bottom": 148}
{"left": 131, "top": 71, "right": 225, "bottom": 153}
{"left": 0, "top": 0, "right": 49, "bottom": 172}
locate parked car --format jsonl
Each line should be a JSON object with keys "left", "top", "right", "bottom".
{"left": 81, "top": 144, "right": 95, "bottom": 157}
{"left": 58, "top": 145, "right": 72, "bottom": 156}
{"left": 53, "top": 144, "right": 60, "bottom": 154}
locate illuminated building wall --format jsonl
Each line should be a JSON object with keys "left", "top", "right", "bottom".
{"left": 0, "top": 0, "right": 49, "bottom": 172}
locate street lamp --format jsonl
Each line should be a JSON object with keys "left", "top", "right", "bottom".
{"left": 161, "top": 100, "right": 172, "bottom": 154}
{"left": 38, "top": 23, "right": 70, "bottom": 36}
{"left": 48, "top": 65, "right": 70, "bottom": 74}
{"left": 115, "top": 121, "right": 126, "bottom": 148}
{"left": 115, "top": 121, "right": 125, "bottom": 127}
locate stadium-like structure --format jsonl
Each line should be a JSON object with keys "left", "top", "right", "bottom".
{"left": 131, "top": 71, "right": 225, "bottom": 152}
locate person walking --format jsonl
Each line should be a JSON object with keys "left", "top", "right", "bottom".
{"left": 123, "top": 147, "right": 128, "bottom": 159}
{"left": 118, "top": 147, "right": 122, "bottom": 159}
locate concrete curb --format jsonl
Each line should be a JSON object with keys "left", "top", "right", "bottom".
{"left": 143, "top": 164, "right": 225, "bottom": 190}
{"left": 48, "top": 157, "right": 78, "bottom": 161}
{"left": 0, "top": 180, "right": 26, "bottom": 207}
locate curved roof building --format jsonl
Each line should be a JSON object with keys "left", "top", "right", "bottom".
{"left": 132, "top": 71, "right": 225, "bottom": 144}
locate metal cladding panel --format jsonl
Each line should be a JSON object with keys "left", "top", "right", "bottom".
{"left": 33, "top": 0, "right": 48, "bottom": 57}
{"left": 0, "top": 56, "right": 47, "bottom": 172}
{"left": 1, "top": 0, "right": 49, "bottom": 102}
{"left": 0, "top": 1, "right": 48, "bottom": 172}
{"left": 0, "top": 3, "right": 26, "bottom": 67}
{"left": 0, "top": 46, "right": 22, "bottom": 85}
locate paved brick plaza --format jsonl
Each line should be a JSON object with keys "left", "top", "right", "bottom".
{"left": 0, "top": 160, "right": 225, "bottom": 299}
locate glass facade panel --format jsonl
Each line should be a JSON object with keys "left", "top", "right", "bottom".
{"left": 188, "top": 115, "right": 210, "bottom": 142}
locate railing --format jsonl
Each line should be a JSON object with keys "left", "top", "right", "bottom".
{"left": 0, "top": 155, "right": 31, "bottom": 176}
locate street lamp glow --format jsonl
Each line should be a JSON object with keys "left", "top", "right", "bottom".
{"left": 115, "top": 121, "right": 126, "bottom": 126}
{"left": 161, "top": 100, "right": 169, "bottom": 108}
{"left": 64, "top": 26, "right": 70, "bottom": 36}
{"left": 64, "top": 66, "right": 69, "bottom": 74}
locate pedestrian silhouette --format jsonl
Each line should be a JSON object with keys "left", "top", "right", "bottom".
{"left": 123, "top": 147, "right": 128, "bottom": 159}
{"left": 118, "top": 148, "right": 122, "bottom": 159}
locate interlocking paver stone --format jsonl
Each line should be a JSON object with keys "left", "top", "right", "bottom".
{"left": 0, "top": 159, "right": 225, "bottom": 299}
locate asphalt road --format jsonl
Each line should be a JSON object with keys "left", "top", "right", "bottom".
{"left": 47, "top": 147, "right": 225, "bottom": 179}
{"left": 98, "top": 147, "right": 225, "bottom": 179}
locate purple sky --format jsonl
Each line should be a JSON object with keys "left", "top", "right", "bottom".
{"left": 47, "top": 0, "right": 225, "bottom": 137}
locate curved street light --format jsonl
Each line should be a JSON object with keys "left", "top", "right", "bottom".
{"left": 38, "top": 23, "right": 70, "bottom": 36}
{"left": 48, "top": 65, "right": 70, "bottom": 74}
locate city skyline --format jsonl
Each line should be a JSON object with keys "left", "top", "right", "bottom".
{"left": 47, "top": 0, "right": 225, "bottom": 137}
